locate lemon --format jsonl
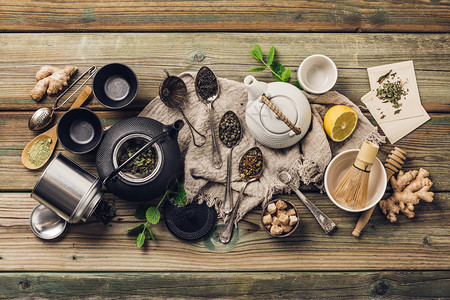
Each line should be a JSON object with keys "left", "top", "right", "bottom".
{"left": 324, "top": 105, "right": 358, "bottom": 142}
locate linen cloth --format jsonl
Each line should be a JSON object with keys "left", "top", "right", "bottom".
{"left": 139, "top": 72, "right": 385, "bottom": 222}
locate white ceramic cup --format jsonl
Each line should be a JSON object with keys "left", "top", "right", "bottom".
{"left": 298, "top": 54, "right": 338, "bottom": 94}
{"left": 324, "top": 149, "right": 387, "bottom": 213}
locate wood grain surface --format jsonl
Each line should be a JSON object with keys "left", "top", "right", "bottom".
{"left": 1, "top": 3, "right": 450, "bottom": 295}
{"left": 1, "top": 271, "right": 450, "bottom": 298}
{"left": 0, "top": 192, "right": 449, "bottom": 272}
{"left": 1, "top": 33, "right": 449, "bottom": 112}
{"left": 0, "top": 0, "right": 449, "bottom": 33}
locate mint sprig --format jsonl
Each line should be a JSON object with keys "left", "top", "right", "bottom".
{"left": 249, "top": 44, "right": 302, "bottom": 89}
{"left": 129, "top": 182, "right": 187, "bottom": 248}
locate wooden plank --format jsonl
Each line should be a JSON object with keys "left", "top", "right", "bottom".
{"left": 1, "top": 111, "right": 448, "bottom": 192}
{"left": 0, "top": 33, "right": 449, "bottom": 112}
{"left": 0, "top": 271, "right": 449, "bottom": 298}
{"left": 0, "top": 192, "right": 448, "bottom": 271}
{"left": 0, "top": 1, "right": 449, "bottom": 33}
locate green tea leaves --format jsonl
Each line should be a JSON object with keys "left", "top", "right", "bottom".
{"left": 136, "top": 232, "right": 146, "bottom": 248}
{"left": 147, "top": 226, "right": 157, "bottom": 244}
{"left": 267, "top": 46, "right": 275, "bottom": 65}
{"left": 249, "top": 44, "right": 297, "bottom": 87}
{"left": 248, "top": 66, "right": 267, "bottom": 72}
{"left": 251, "top": 44, "right": 263, "bottom": 60}
{"left": 146, "top": 207, "right": 160, "bottom": 225}
{"left": 128, "top": 223, "right": 145, "bottom": 232}
{"left": 135, "top": 203, "right": 152, "bottom": 220}
{"left": 281, "top": 68, "right": 292, "bottom": 83}
{"left": 173, "top": 184, "right": 187, "bottom": 206}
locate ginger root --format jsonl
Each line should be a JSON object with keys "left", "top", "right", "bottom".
{"left": 379, "top": 168, "right": 434, "bottom": 222}
{"left": 30, "top": 65, "right": 77, "bottom": 101}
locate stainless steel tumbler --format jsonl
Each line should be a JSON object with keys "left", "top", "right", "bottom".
{"left": 31, "top": 153, "right": 103, "bottom": 223}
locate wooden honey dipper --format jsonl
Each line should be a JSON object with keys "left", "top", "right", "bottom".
{"left": 352, "top": 147, "right": 407, "bottom": 237}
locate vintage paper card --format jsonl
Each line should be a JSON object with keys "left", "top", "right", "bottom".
{"left": 368, "top": 61, "right": 424, "bottom": 123}
{"left": 361, "top": 91, "right": 430, "bottom": 144}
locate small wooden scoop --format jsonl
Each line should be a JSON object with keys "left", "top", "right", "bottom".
{"left": 22, "top": 86, "right": 93, "bottom": 170}
{"left": 352, "top": 147, "right": 406, "bottom": 237}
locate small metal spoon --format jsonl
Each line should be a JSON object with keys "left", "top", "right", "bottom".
{"left": 219, "top": 111, "right": 242, "bottom": 214}
{"left": 220, "top": 147, "right": 263, "bottom": 244}
{"left": 195, "top": 66, "right": 222, "bottom": 169}
{"left": 278, "top": 171, "right": 337, "bottom": 234}
{"left": 28, "top": 66, "right": 97, "bottom": 131}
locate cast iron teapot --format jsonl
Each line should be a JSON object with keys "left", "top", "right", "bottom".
{"left": 96, "top": 117, "right": 184, "bottom": 202}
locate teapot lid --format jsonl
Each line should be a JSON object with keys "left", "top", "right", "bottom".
{"left": 260, "top": 95, "right": 298, "bottom": 134}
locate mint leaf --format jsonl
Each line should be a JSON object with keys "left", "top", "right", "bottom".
{"left": 281, "top": 68, "right": 292, "bottom": 82}
{"left": 294, "top": 80, "right": 302, "bottom": 90}
{"left": 135, "top": 203, "right": 152, "bottom": 220}
{"left": 146, "top": 206, "right": 160, "bottom": 225}
{"left": 248, "top": 66, "right": 267, "bottom": 72}
{"left": 267, "top": 46, "right": 275, "bottom": 65}
{"left": 271, "top": 62, "right": 285, "bottom": 82}
{"left": 173, "top": 184, "right": 186, "bottom": 206}
{"left": 251, "top": 44, "right": 263, "bottom": 60}
{"left": 147, "top": 226, "right": 157, "bottom": 244}
{"left": 128, "top": 224, "right": 144, "bottom": 232}
{"left": 136, "top": 232, "right": 146, "bottom": 248}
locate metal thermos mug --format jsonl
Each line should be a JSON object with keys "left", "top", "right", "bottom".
{"left": 31, "top": 153, "right": 103, "bottom": 223}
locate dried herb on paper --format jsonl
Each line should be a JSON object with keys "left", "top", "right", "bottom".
{"left": 375, "top": 71, "right": 408, "bottom": 112}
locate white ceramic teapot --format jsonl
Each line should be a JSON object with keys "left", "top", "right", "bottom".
{"left": 244, "top": 75, "right": 311, "bottom": 149}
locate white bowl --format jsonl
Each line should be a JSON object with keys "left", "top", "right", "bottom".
{"left": 298, "top": 54, "right": 338, "bottom": 94}
{"left": 324, "top": 149, "right": 387, "bottom": 212}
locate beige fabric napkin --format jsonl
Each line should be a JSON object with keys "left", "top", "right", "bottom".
{"left": 139, "top": 72, "right": 384, "bottom": 222}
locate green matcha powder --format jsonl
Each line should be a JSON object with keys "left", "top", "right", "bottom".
{"left": 28, "top": 138, "right": 52, "bottom": 167}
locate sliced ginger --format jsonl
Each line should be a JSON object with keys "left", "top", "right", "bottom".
{"left": 30, "top": 65, "right": 77, "bottom": 101}
{"left": 379, "top": 168, "right": 434, "bottom": 222}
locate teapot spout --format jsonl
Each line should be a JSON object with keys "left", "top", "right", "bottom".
{"left": 244, "top": 75, "right": 268, "bottom": 102}
{"left": 163, "top": 120, "right": 184, "bottom": 138}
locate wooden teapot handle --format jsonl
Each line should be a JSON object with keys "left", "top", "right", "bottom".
{"left": 352, "top": 147, "right": 407, "bottom": 237}
{"left": 261, "top": 94, "right": 302, "bottom": 135}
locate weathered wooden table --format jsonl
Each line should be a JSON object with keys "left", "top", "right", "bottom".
{"left": 1, "top": 1, "right": 449, "bottom": 298}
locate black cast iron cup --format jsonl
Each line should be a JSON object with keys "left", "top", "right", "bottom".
{"left": 92, "top": 63, "right": 138, "bottom": 109}
{"left": 57, "top": 107, "right": 103, "bottom": 154}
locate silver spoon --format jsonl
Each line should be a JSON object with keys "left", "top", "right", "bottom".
{"left": 28, "top": 66, "right": 97, "bottom": 131}
{"left": 220, "top": 147, "right": 263, "bottom": 244}
{"left": 219, "top": 111, "right": 242, "bottom": 214}
{"left": 278, "top": 171, "right": 337, "bottom": 234}
{"left": 195, "top": 66, "right": 222, "bottom": 169}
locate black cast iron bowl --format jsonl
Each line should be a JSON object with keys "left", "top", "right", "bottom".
{"left": 96, "top": 117, "right": 183, "bottom": 202}
{"left": 57, "top": 107, "right": 103, "bottom": 154}
{"left": 92, "top": 63, "right": 138, "bottom": 109}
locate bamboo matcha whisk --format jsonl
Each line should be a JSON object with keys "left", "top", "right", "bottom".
{"left": 332, "top": 141, "right": 380, "bottom": 209}
{"left": 352, "top": 147, "right": 407, "bottom": 237}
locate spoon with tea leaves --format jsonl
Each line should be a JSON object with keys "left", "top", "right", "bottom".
{"left": 159, "top": 70, "right": 206, "bottom": 147}
{"left": 278, "top": 171, "right": 337, "bottom": 234}
{"left": 22, "top": 86, "right": 93, "bottom": 170}
{"left": 219, "top": 111, "right": 242, "bottom": 214}
{"left": 195, "top": 66, "right": 222, "bottom": 169}
{"left": 220, "top": 147, "right": 263, "bottom": 244}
